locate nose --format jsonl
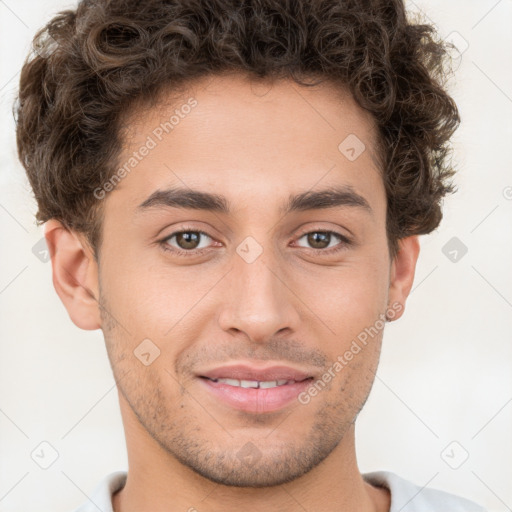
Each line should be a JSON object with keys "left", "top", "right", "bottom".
{"left": 217, "top": 247, "right": 301, "bottom": 344}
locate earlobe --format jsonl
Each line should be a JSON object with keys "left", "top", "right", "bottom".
{"left": 387, "top": 236, "right": 420, "bottom": 321}
{"left": 44, "top": 219, "right": 101, "bottom": 330}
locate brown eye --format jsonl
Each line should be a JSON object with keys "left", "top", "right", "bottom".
{"left": 163, "top": 230, "right": 213, "bottom": 252}
{"left": 306, "top": 232, "right": 331, "bottom": 249}
{"left": 294, "top": 230, "right": 351, "bottom": 253}
{"left": 175, "top": 232, "right": 201, "bottom": 249}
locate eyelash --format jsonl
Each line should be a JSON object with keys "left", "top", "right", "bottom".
{"left": 159, "top": 226, "right": 352, "bottom": 257}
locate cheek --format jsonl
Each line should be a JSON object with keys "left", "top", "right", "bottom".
{"left": 290, "top": 257, "right": 389, "bottom": 332}
{"left": 99, "top": 249, "right": 223, "bottom": 348}
{"left": 99, "top": 235, "right": 165, "bottom": 314}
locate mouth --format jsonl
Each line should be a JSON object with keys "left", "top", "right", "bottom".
{"left": 199, "top": 376, "right": 313, "bottom": 389}
{"left": 196, "top": 364, "right": 315, "bottom": 414}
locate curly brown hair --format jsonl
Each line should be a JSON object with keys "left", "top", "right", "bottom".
{"left": 15, "top": 0, "right": 460, "bottom": 260}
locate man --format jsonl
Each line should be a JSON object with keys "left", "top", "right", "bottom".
{"left": 15, "top": 0, "right": 486, "bottom": 510}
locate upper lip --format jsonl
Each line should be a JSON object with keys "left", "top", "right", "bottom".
{"left": 198, "top": 363, "right": 313, "bottom": 382}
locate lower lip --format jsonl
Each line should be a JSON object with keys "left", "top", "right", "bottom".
{"left": 198, "top": 377, "right": 313, "bottom": 413}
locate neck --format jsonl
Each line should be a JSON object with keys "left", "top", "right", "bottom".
{"left": 113, "top": 392, "right": 390, "bottom": 512}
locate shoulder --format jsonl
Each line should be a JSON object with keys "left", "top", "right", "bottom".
{"left": 362, "top": 471, "right": 487, "bottom": 512}
{"left": 70, "top": 471, "right": 127, "bottom": 512}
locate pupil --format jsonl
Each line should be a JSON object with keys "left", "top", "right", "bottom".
{"left": 308, "top": 232, "right": 329, "bottom": 249}
{"left": 177, "top": 232, "right": 200, "bottom": 249}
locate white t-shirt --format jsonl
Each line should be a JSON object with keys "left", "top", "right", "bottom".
{"left": 71, "top": 470, "right": 487, "bottom": 512}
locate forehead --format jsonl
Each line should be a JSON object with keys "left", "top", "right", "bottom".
{"left": 109, "top": 73, "right": 384, "bottom": 215}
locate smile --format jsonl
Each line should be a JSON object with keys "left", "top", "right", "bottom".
{"left": 198, "top": 375, "right": 314, "bottom": 413}
{"left": 203, "top": 377, "right": 305, "bottom": 389}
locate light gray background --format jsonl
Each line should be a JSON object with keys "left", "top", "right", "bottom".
{"left": 1, "top": 0, "right": 511, "bottom": 511}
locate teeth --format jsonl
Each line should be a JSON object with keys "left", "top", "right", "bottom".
{"left": 213, "top": 378, "right": 293, "bottom": 389}
{"left": 240, "top": 380, "right": 259, "bottom": 388}
{"left": 259, "top": 381, "right": 278, "bottom": 389}
{"left": 219, "top": 378, "right": 240, "bottom": 387}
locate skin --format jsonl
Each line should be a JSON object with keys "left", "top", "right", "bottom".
{"left": 45, "top": 72, "right": 420, "bottom": 512}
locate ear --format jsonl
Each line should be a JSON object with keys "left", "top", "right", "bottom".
{"left": 387, "top": 235, "right": 420, "bottom": 321}
{"left": 44, "top": 219, "right": 101, "bottom": 330}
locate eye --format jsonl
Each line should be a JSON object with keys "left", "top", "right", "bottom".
{"left": 161, "top": 229, "right": 214, "bottom": 254}
{"left": 158, "top": 227, "right": 352, "bottom": 258}
{"left": 294, "top": 230, "right": 351, "bottom": 253}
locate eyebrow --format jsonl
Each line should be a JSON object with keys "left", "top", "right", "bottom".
{"left": 137, "top": 185, "right": 372, "bottom": 216}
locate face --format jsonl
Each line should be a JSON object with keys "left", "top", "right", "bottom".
{"left": 96, "top": 73, "right": 398, "bottom": 487}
